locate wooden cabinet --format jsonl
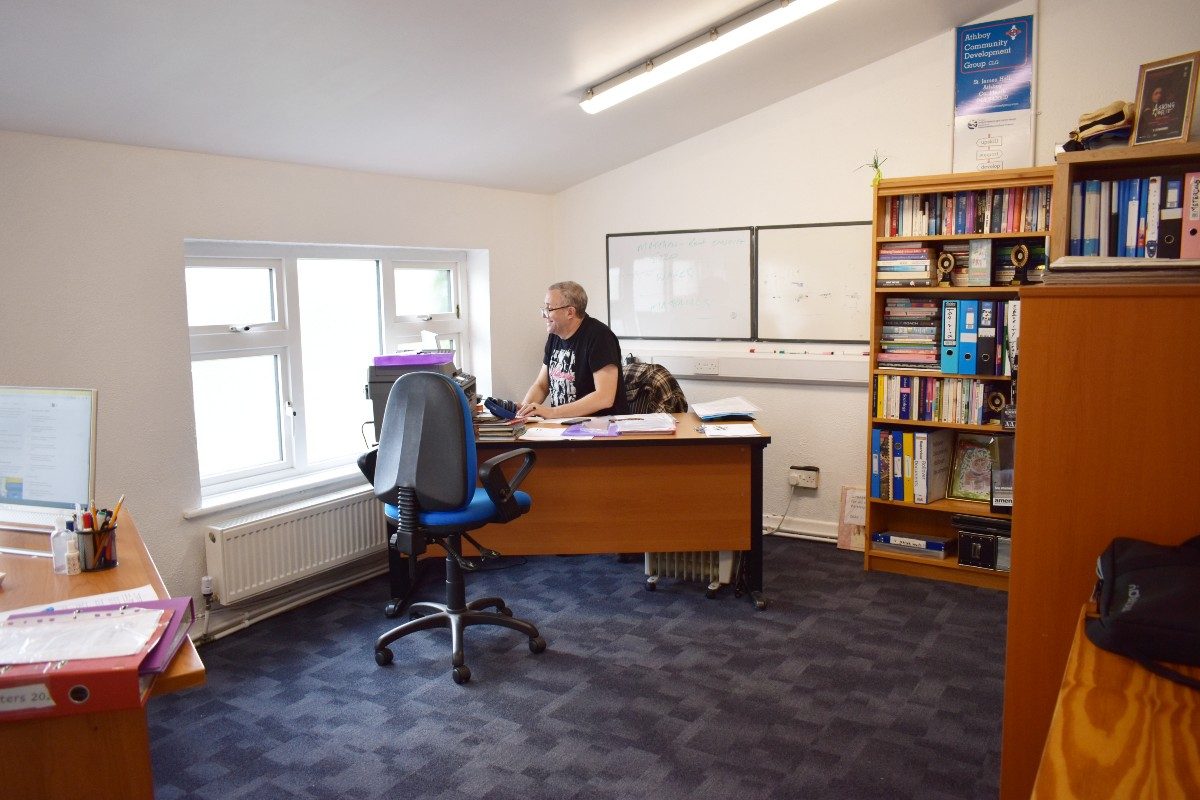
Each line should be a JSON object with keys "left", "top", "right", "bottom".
{"left": 999, "top": 282, "right": 1200, "bottom": 800}
{"left": 1000, "top": 142, "right": 1200, "bottom": 800}
{"left": 1048, "top": 140, "right": 1200, "bottom": 262}
{"left": 863, "top": 166, "right": 1054, "bottom": 590}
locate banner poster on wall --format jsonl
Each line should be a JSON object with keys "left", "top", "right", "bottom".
{"left": 952, "top": 15, "right": 1035, "bottom": 172}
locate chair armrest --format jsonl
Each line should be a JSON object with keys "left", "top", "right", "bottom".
{"left": 478, "top": 448, "right": 536, "bottom": 522}
{"left": 357, "top": 448, "right": 378, "bottom": 483}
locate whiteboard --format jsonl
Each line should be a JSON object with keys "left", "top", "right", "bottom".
{"left": 756, "top": 222, "right": 872, "bottom": 342}
{"left": 607, "top": 228, "right": 752, "bottom": 340}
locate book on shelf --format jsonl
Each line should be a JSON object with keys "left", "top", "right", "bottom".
{"left": 884, "top": 188, "right": 1050, "bottom": 236}
{"left": 1071, "top": 172, "right": 1200, "bottom": 260}
{"left": 870, "top": 531, "right": 955, "bottom": 559}
{"left": 1184, "top": 172, "right": 1200, "bottom": 259}
{"left": 967, "top": 240, "right": 992, "bottom": 286}
{"left": 956, "top": 299, "right": 979, "bottom": 375}
{"left": 1159, "top": 177, "right": 1183, "bottom": 258}
{"left": 913, "top": 429, "right": 954, "bottom": 504}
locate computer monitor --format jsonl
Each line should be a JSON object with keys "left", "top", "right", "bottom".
{"left": 0, "top": 386, "right": 97, "bottom": 530}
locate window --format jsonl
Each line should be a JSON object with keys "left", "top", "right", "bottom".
{"left": 185, "top": 242, "right": 468, "bottom": 497}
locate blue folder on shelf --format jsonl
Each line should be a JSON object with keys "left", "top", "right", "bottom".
{"left": 940, "top": 299, "right": 959, "bottom": 374}
{"left": 957, "top": 299, "right": 979, "bottom": 375}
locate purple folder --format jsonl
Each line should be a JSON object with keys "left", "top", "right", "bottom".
{"left": 13, "top": 596, "right": 195, "bottom": 676}
{"left": 373, "top": 352, "right": 454, "bottom": 367}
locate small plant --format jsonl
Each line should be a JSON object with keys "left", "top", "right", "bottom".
{"left": 857, "top": 150, "right": 887, "bottom": 187}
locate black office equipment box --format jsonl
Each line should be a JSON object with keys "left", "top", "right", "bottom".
{"left": 368, "top": 362, "right": 476, "bottom": 440}
{"left": 958, "top": 531, "right": 998, "bottom": 570}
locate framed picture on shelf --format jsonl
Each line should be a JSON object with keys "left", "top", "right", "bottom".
{"left": 1132, "top": 50, "right": 1199, "bottom": 145}
{"left": 948, "top": 434, "right": 997, "bottom": 502}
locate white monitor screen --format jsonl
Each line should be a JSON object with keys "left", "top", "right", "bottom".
{"left": 0, "top": 386, "right": 97, "bottom": 510}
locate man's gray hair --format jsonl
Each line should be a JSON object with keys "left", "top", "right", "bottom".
{"left": 550, "top": 281, "right": 588, "bottom": 315}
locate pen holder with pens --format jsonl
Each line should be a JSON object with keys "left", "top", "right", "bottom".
{"left": 78, "top": 526, "right": 118, "bottom": 571}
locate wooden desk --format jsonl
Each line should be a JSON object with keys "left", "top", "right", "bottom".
{"left": 0, "top": 511, "right": 205, "bottom": 800}
{"left": 1033, "top": 607, "right": 1200, "bottom": 800}
{"left": 387, "top": 412, "right": 771, "bottom": 608}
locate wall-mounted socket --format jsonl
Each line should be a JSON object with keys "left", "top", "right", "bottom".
{"left": 788, "top": 465, "right": 819, "bottom": 489}
{"left": 694, "top": 358, "right": 719, "bottom": 375}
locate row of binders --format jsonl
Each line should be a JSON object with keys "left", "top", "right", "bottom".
{"left": 882, "top": 185, "right": 1052, "bottom": 238}
{"left": 873, "top": 374, "right": 1007, "bottom": 426}
{"left": 870, "top": 428, "right": 954, "bottom": 504}
{"left": 1068, "top": 172, "right": 1200, "bottom": 259}
{"left": 0, "top": 596, "right": 194, "bottom": 722}
{"left": 878, "top": 298, "right": 1020, "bottom": 375}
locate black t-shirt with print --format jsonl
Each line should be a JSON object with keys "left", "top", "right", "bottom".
{"left": 542, "top": 315, "right": 628, "bottom": 415}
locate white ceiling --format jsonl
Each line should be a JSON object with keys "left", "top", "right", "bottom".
{"left": 0, "top": 0, "right": 1013, "bottom": 194}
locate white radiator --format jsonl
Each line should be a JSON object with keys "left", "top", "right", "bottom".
{"left": 644, "top": 550, "right": 738, "bottom": 596}
{"left": 205, "top": 487, "right": 385, "bottom": 606}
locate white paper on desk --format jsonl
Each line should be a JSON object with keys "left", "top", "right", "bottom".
{"left": 520, "top": 428, "right": 565, "bottom": 441}
{"left": 0, "top": 606, "right": 164, "bottom": 662}
{"left": 611, "top": 413, "right": 677, "bottom": 433}
{"left": 691, "top": 396, "right": 760, "bottom": 419}
{"left": 0, "top": 583, "right": 157, "bottom": 622}
{"left": 701, "top": 423, "right": 761, "bottom": 437}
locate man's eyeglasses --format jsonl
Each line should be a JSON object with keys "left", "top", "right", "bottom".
{"left": 539, "top": 304, "right": 571, "bottom": 318}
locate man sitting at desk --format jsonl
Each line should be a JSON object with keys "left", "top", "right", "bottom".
{"left": 519, "top": 281, "right": 628, "bottom": 419}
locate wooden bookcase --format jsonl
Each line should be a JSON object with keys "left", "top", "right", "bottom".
{"left": 863, "top": 166, "right": 1054, "bottom": 591}
{"left": 1048, "top": 139, "right": 1200, "bottom": 262}
{"left": 999, "top": 142, "right": 1200, "bottom": 800}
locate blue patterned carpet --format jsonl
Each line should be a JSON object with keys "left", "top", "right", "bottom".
{"left": 149, "top": 537, "right": 1007, "bottom": 799}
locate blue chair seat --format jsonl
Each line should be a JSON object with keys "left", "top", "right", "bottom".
{"left": 385, "top": 486, "right": 531, "bottom": 533}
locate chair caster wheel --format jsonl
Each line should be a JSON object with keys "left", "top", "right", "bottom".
{"left": 705, "top": 587, "right": 718, "bottom": 599}
{"left": 529, "top": 636, "right": 547, "bottom": 654}
{"left": 645, "top": 578, "right": 657, "bottom": 591}
{"left": 384, "top": 601, "right": 401, "bottom": 618}
{"left": 375, "top": 648, "right": 394, "bottom": 666}
{"left": 452, "top": 665, "right": 472, "bottom": 684}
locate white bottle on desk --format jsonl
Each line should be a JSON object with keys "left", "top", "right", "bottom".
{"left": 50, "top": 516, "right": 70, "bottom": 575}
{"left": 65, "top": 534, "right": 81, "bottom": 575}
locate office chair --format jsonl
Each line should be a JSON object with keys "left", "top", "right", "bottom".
{"left": 622, "top": 360, "right": 688, "bottom": 414}
{"left": 362, "top": 371, "right": 545, "bottom": 684}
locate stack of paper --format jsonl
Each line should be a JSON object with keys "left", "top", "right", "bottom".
{"left": 611, "top": 413, "right": 677, "bottom": 434}
{"left": 691, "top": 397, "right": 760, "bottom": 421}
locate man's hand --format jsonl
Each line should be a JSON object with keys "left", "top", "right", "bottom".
{"left": 518, "top": 401, "right": 551, "bottom": 419}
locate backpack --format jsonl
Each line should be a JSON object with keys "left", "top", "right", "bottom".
{"left": 1084, "top": 534, "right": 1200, "bottom": 690}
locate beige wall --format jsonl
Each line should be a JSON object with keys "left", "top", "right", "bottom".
{"left": 553, "top": 0, "right": 1200, "bottom": 536}
{"left": 0, "top": 131, "right": 554, "bottom": 597}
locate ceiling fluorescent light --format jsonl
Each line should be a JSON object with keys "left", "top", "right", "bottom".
{"left": 580, "top": 0, "right": 840, "bottom": 114}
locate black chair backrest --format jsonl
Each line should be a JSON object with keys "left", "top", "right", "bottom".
{"left": 373, "top": 372, "right": 472, "bottom": 511}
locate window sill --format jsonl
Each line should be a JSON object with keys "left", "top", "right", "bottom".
{"left": 183, "top": 464, "right": 367, "bottom": 521}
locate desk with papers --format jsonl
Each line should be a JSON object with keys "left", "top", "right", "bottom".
{"left": 474, "top": 410, "right": 772, "bottom": 607}
{"left": 0, "top": 511, "right": 204, "bottom": 799}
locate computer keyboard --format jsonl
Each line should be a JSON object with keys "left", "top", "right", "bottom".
{"left": 0, "top": 507, "right": 58, "bottom": 533}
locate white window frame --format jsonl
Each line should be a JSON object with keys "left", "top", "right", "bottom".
{"left": 185, "top": 240, "right": 469, "bottom": 498}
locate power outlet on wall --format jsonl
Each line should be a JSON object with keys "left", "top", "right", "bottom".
{"left": 788, "top": 465, "right": 819, "bottom": 489}
{"left": 694, "top": 359, "right": 719, "bottom": 375}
